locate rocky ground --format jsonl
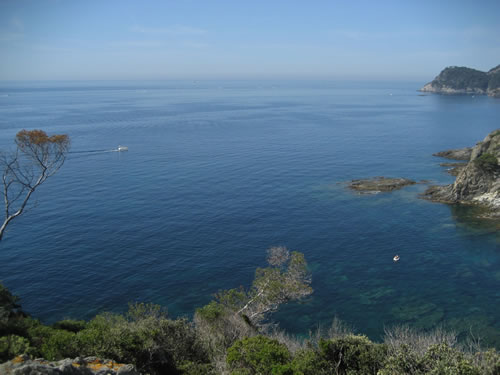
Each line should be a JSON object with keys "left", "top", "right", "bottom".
{"left": 0, "top": 355, "right": 139, "bottom": 375}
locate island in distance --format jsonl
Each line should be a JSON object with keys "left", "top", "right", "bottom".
{"left": 420, "top": 65, "right": 500, "bottom": 97}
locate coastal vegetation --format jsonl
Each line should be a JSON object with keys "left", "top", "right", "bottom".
{"left": 424, "top": 129, "right": 500, "bottom": 218}
{"left": 1, "top": 257, "right": 500, "bottom": 374}
{"left": 474, "top": 153, "right": 499, "bottom": 171}
{"left": 421, "top": 65, "right": 500, "bottom": 97}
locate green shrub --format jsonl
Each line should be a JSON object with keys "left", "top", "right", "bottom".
{"left": 290, "top": 348, "right": 328, "bottom": 375}
{"left": 177, "top": 361, "right": 216, "bottom": 375}
{"left": 379, "top": 344, "right": 425, "bottom": 375}
{"left": 226, "top": 335, "right": 292, "bottom": 375}
{"left": 76, "top": 303, "right": 208, "bottom": 375}
{"left": 473, "top": 349, "right": 500, "bottom": 375}
{"left": 380, "top": 343, "right": 483, "bottom": 375}
{"left": 40, "top": 329, "right": 78, "bottom": 360}
{"left": 0, "top": 283, "right": 26, "bottom": 337}
{"left": 474, "top": 153, "right": 498, "bottom": 171}
{"left": 422, "top": 343, "right": 479, "bottom": 375}
{"left": 319, "top": 335, "right": 387, "bottom": 375}
{"left": 53, "top": 319, "right": 86, "bottom": 333}
{"left": 23, "top": 319, "right": 78, "bottom": 360}
{"left": 0, "top": 334, "right": 32, "bottom": 362}
{"left": 196, "top": 301, "right": 226, "bottom": 322}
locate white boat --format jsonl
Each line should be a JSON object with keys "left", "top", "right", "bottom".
{"left": 117, "top": 145, "right": 128, "bottom": 152}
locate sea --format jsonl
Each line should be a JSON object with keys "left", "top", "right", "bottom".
{"left": 0, "top": 80, "right": 499, "bottom": 347}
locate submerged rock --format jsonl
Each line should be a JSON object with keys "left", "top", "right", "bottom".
{"left": 348, "top": 177, "right": 416, "bottom": 193}
{"left": 423, "top": 129, "right": 500, "bottom": 218}
{"left": 0, "top": 355, "right": 139, "bottom": 375}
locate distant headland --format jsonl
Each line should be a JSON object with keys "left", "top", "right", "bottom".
{"left": 420, "top": 65, "right": 500, "bottom": 97}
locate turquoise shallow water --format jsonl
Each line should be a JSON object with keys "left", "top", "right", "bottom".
{"left": 0, "top": 80, "right": 499, "bottom": 346}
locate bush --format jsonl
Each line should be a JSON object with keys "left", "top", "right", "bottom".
{"left": 40, "top": 329, "right": 78, "bottom": 360}
{"left": 422, "top": 343, "right": 479, "bottom": 375}
{"left": 380, "top": 343, "right": 483, "bottom": 375}
{"left": 290, "top": 348, "right": 328, "bottom": 375}
{"left": 53, "top": 319, "right": 86, "bottom": 333}
{"left": 76, "top": 303, "right": 208, "bottom": 375}
{"left": 195, "top": 302, "right": 256, "bottom": 361}
{"left": 23, "top": 319, "right": 78, "bottom": 360}
{"left": 0, "top": 335, "right": 32, "bottom": 362}
{"left": 178, "top": 361, "right": 216, "bottom": 375}
{"left": 379, "top": 344, "right": 425, "bottom": 375}
{"left": 472, "top": 349, "right": 500, "bottom": 375}
{"left": 319, "top": 335, "right": 387, "bottom": 375}
{"left": 0, "top": 283, "right": 25, "bottom": 337}
{"left": 226, "top": 335, "right": 292, "bottom": 375}
{"left": 474, "top": 153, "right": 498, "bottom": 171}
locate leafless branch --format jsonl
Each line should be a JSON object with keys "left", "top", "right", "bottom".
{"left": 0, "top": 130, "right": 70, "bottom": 241}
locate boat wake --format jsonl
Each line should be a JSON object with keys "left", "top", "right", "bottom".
{"left": 69, "top": 146, "right": 128, "bottom": 159}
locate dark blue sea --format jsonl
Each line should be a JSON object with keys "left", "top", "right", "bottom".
{"left": 0, "top": 80, "right": 499, "bottom": 346}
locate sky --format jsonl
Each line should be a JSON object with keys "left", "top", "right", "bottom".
{"left": 1, "top": 0, "right": 499, "bottom": 81}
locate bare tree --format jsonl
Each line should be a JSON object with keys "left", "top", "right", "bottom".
{"left": 0, "top": 129, "right": 70, "bottom": 241}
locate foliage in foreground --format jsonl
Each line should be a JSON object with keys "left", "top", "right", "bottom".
{"left": 1, "top": 246, "right": 500, "bottom": 374}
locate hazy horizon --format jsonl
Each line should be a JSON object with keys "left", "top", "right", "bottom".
{"left": 1, "top": 0, "right": 500, "bottom": 81}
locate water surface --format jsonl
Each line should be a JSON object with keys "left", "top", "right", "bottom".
{"left": 0, "top": 80, "right": 499, "bottom": 346}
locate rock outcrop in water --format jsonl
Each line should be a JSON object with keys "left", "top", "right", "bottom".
{"left": 433, "top": 147, "right": 472, "bottom": 161}
{"left": 424, "top": 129, "right": 500, "bottom": 217}
{"left": 420, "top": 65, "right": 500, "bottom": 97}
{"left": 348, "top": 177, "right": 416, "bottom": 193}
{"left": 0, "top": 355, "right": 139, "bottom": 375}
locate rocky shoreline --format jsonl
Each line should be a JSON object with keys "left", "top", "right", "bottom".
{"left": 433, "top": 148, "right": 472, "bottom": 161}
{"left": 344, "top": 130, "right": 499, "bottom": 220}
{"left": 422, "top": 129, "right": 500, "bottom": 218}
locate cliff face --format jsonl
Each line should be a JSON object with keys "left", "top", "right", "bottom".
{"left": 421, "top": 65, "right": 500, "bottom": 98}
{"left": 424, "top": 129, "right": 500, "bottom": 216}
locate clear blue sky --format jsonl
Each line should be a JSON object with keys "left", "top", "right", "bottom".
{"left": 1, "top": 0, "right": 499, "bottom": 80}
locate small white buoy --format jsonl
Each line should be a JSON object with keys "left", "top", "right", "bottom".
{"left": 393, "top": 255, "right": 400, "bottom": 262}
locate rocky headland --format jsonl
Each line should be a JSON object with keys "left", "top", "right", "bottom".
{"left": 348, "top": 177, "right": 416, "bottom": 193}
{"left": 423, "top": 129, "right": 500, "bottom": 218}
{"left": 420, "top": 65, "right": 500, "bottom": 97}
{"left": 433, "top": 148, "right": 472, "bottom": 160}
